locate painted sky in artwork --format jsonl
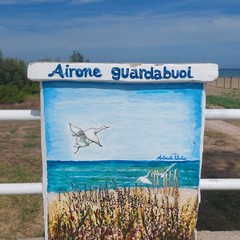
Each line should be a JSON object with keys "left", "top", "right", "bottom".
{"left": 43, "top": 82, "right": 203, "bottom": 161}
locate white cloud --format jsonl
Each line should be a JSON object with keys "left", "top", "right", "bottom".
{"left": 0, "top": 9, "right": 240, "bottom": 65}
{"left": 31, "top": 13, "right": 240, "bottom": 49}
{"left": 2, "top": 13, "right": 240, "bottom": 46}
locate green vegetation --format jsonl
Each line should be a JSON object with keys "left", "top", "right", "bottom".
{"left": 0, "top": 52, "right": 39, "bottom": 103}
{"left": 0, "top": 51, "right": 39, "bottom": 103}
{"left": 0, "top": 50, "right": 88, "bottom": 104}
{"left": 0, "top": 84, "right": 39, "bottom": 104}
{"left": 207, "top": 95, "right": 240, "bottom": 109}
{"left": 69, "top": 50, "right": 89, "bottom": 62}
{"left": 0, "top": 51, "right": 27, "bottom": 86}
{"left": 206, "top": 91, "right": 240, "bottom": 109}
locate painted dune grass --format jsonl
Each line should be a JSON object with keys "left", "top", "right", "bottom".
{"left": 48, "top": 183, "right": 198, "bottom": 240}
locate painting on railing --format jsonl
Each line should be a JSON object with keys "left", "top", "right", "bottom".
{"left": 28, "top": 63, "right": 218, "bottom": 240}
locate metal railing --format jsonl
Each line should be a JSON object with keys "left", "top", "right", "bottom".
{"left": 0, "top": 108, "right": 240, "bottom": 195}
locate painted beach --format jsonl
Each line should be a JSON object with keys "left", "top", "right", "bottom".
{"left": 47, "top": 160, "right": 200, "bottom": 239}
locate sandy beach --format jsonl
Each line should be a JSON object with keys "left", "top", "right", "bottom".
{"left": 47, "top": 188, "right": 198, "bottom": 205}
{"left": 47, "top": 187, "right": 198, "bottom": 210}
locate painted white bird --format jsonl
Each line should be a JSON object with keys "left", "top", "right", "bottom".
{"left": 84, "top": 126, "right": 110, "bottom": 147}
{"left": 69, "top": 123, "right": 110, "bottom": 154}
{"left": 135, "top": 171, "right": 152, "bottom": 185}
{"left": 135, "top": 163, "right": 177, "bottom": 186}
{"left": 157, "top": 163, "right": 176, "bottom": 178}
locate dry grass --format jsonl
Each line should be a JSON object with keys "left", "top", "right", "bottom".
{"left": 48, "top": 185, "right": 198, "bottom": 240}
{"left": 0, "top": 119, "right": 44, "bottom": 239}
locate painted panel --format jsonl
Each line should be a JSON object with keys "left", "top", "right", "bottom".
{"left": 28, "top": 63, "right": 218, "bottom": 240}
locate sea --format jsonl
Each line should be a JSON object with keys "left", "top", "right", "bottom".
{"left": 47, "top": 160, "right": 200, "bottom": 193}
{"left": 219, "top": 68, "right": 240, "bottom": 77}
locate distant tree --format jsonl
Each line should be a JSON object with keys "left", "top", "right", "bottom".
{"left": 0, "top": 55, "right": 28, "bottom": 87}
{"left": 0, "top": 52, "right": 37, "bottom": 103}
{"left": 69, "top": 50, "right": 89, "bottom": 62}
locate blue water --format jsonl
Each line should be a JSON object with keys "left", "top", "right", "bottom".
{"left": 47, "top": 160, "right": 200, "bottom": 193}
{"left": 219, "top": 68, "right": 240, "bottom": 77}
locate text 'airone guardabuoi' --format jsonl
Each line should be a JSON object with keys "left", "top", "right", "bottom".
{"left": 28, "top": 63, "right": 218, "bottom": 82}
{"left": 47, "top": 63, "right": 194, "bottom": 81}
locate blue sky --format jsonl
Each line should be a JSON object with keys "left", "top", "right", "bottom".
{"left": 43, "top": 82, "right": 203, "bottom": 161}
{"left": 0, "top": 0, "right": 240, "bottom": 67}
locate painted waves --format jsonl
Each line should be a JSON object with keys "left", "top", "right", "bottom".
{"left": 47, "top": 160, "right": 200, "bottom": 193}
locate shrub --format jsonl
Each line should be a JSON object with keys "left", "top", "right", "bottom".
{"left": 0, "top": 85, "right": 25, "bottom": 103}
{"left": 206, "top": 95, "right": 240, "bottom": 109}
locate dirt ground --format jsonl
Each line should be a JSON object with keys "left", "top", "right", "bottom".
{"left": 0, "top": 86, "right": 240, "bottom": 238}
{"left": 203, "top": 86, "right": 240, "bottom": 180}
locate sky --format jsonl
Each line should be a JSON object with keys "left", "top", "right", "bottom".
{"left": 0, "top": 0, "right": 240, "bottom": 68}
{"left": 43, "top": 82, "right": 203, "bottom": 161}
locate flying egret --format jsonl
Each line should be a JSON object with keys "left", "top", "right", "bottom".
{"left": 69, "top": 123, "right": 110, "bottom": 154}
{"left": 84, "top": 126, "right": 110, "bottom": 147}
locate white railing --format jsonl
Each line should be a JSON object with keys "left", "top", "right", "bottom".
{"left": 0, "top": 108, "right": 240, "bottom": 195}
{"left": 1, "top": 109, "right": 240, "bottom": 121}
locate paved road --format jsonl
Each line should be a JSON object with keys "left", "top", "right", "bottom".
{"left": 198, "top": 231, "right": 240, "bottom": 240}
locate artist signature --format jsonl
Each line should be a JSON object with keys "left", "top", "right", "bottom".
{"left": 157, "top": 153, "right": 187, "bottom": 161}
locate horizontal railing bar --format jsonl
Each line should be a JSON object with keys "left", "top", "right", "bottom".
{"left": 200, "top": 179, "right": 240, "bottom": 190}
{"left": 0, "top": 109, "right": 240, "bottom": 121}
{"left": 0, "top": 110, "right": 40, "bottom": 121}
{"left": 1, "top": 179, "right": 240, "bottom": 195}
{"left": 0, "top": 183, "right": 42, "bottom": 195}
{"left": 205, "top": 109, "right": 240, "bottom": 120}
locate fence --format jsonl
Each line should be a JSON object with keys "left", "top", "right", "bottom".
{"left": 0, "top": 108, "right": 240, "bottom": 195}
{"left": 207, "top": 77, "right": 240, "bottom": 89}
{"left": 0, "top": 109, "right": 240, "bottom": 238}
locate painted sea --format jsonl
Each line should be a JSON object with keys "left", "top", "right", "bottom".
{"left": 47, "top": 160, "right": 200, "bottom": 192}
